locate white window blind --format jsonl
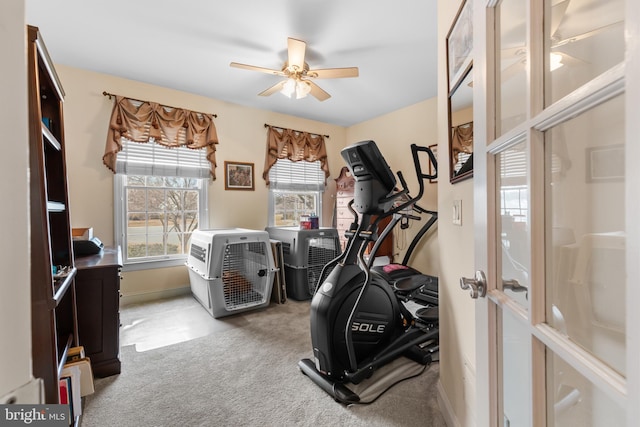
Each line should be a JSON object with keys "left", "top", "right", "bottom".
{"left": 269, "top": 158, "right": 325, "bottom": 191}
{"left": 116, "top": 138, "right": 209, "bottom": 178}
{"left": 500, "top": 149, "right": 527, "bottom": 179}
{"left": 499, "top": 148, "right": 563, "bottom": 180}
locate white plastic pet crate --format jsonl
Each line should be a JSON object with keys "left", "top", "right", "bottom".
{"left": 187, "top": 228, "right": 276, "bottom": 318}
{"left": 265, "top": 227, "right": 341, "bottom": 300}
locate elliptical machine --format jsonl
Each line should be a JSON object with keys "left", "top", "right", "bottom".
{"left": 298, "top": 140, "right": 438, "bottom": 404}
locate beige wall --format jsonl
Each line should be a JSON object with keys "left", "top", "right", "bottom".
{"left": 57, "top": 65, "right": 347, "bottom": 298}
{"left": 438, "top": 1, "right": 478, "bottom": 425}
{"left": 1, "top": 0, "right": 33, "bottom": 399}
{"left": 58, "top": 65, "right": 445, "bottom": 300}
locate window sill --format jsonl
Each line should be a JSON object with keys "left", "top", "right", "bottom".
{"left": 122, "top": 256, "right": 187, "bottom": 272}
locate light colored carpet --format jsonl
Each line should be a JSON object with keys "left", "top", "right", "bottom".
{"left": 82, "top": 295, "right": 445, "bottom": 427}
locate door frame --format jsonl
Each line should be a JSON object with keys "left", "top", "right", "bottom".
{"left": 624, "top": 0, "right": 640, "bottom": 425}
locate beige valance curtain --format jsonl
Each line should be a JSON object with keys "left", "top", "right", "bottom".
{"left": 103, "top": 95, "right": 219, "bottom": 179}
{"left": 451, "top": 121, "right": 473, "bottom": 163}
{"left": 262, "top": 125, "right": 330, "bottom": 185}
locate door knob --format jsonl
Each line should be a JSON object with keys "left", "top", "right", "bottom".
{"left": 460, "top": 270, "right": 487, "bottom": 299}
{"left": 503, "top": 278, "right": 526, "bottom": 292}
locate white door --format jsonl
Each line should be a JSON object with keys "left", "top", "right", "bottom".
{"left": 468, "top": 0, "right": 640, "bottom": 425}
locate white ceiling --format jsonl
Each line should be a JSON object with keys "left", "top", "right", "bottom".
{"left": 25, "top": 0, "right": 438, "bottom": 127}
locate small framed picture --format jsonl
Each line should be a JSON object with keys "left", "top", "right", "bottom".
{"left": 428, "top": 144, "right": 438, "bottom": 183}
{"left": 586, "top": 145, "right": 624, "bottom": 183}
{"left": 224, "top": 161, "right": 255, "bottom": 191}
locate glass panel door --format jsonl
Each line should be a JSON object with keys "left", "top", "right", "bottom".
{"left": 546, "top": 349, "right": 625, "bottom": 426}
{"left": 501, "top": 307, "right": 532, "bottom": 426}
{"left": 474, "top": 0, "right": 631, "bottom": 425}
{"left": 497, "top": 139, "right": 530, "bottom": 309}
{"left": 496, "top": 0, "right": 528, "bottom": 136}
{"left": 544, "top": 94, "right": 626, "bottom": 376}
{"left": 545, "top": 0, "right": 625, "bottom": 105}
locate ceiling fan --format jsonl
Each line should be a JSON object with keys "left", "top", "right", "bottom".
{"left": 230, "top": 37, "right": 359, "bottom": 101}
{"left": 500, "top": 0, "right": 623, "bottom": 80}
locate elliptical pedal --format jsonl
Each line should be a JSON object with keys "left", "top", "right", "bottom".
{"left": 415, "top": 306, "right": 439, "bottom": 323}
{"left": 411, "top": 279, "right": 439, "bottom": 306}
{"left": 298, "top": 359, "right": 361, "bottom": 404}
{"left": 403, "top": 344, "right": 433, "bottom": 365}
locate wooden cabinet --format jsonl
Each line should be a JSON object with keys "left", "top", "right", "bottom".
{"left": 75, "top": 247, "right": 123, "bottom": 378}
{"left": 334, "top": 166, "right": 393, "bottom": 259}
{"left": 27, "top": 25, "right": 78, "bottom": 405}
{"left": 335, "top": 166, "right": 357, "bottom": 251}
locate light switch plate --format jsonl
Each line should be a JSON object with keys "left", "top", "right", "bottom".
{"left": 453, "top": 200, "right": 462, "bottom": 225}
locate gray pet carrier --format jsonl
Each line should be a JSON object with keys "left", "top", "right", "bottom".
{"left": 266, "top": 227, "right": 341, "bottom": 300}
{"left": 187, "top": 228, "right": 276, "bottom": 318}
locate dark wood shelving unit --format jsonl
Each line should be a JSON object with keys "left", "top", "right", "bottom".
{"left": 27, "top": 25, "right": 79, "bottom": 422}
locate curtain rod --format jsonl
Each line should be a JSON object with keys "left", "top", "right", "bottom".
{"left": 102, "top": 91, "right": 217, "bottom": 118}
{"left": 264, "top": 123, "right": 329, "bottom": 139}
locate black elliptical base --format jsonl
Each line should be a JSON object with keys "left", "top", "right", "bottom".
{"left": 298, "top": 358, "right": 360, "bottom": 404}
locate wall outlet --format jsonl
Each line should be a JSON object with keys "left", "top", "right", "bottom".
{"left": 453, "top": 200, "right": 462, "bottom": 225}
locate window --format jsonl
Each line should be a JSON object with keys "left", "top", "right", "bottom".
{"left": 268, "top": 158, "right": 324, "bottom": 226}
{"left": 115, "top": 139, "right": 208, "bottom": 269}
{"left": 498, "top": 144, "right": 528, "bottom": 223}
{"left": 500, "top": 185, "right": 528, "bottom": 223}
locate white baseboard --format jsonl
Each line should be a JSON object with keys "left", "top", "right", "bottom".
{"left": 438, "top": 379, "right": 461, "bottom": 427}
{"left": 120, "top": 286, "right": 191, "bottom": 306}
{"left": 1, "top": 378, "right": 43, "bottom": 404}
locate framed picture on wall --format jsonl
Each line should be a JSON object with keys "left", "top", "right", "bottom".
{"left": 428, "top": 144, "right": 438, "bottom": 183}
{"left": 586, "top": 145, "right": 624, "bottom": 183}
{"left": 446, "top": 0, "right": 473, "bottom": 91}
{"left": 224, "top": 161, "right": 255, "bottom": 190}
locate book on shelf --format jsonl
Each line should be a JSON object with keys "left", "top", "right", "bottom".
{"left": 61, "top": 365, "right": 82, "bottom": 418}
{"left": 58, "top": 377, "right": 72, "bottom": 421}
{"left": 66, "top": 345, "right": 85, "bottom": 362}
{"left": 63, "top": 357, "right": 95, "bottom": 397}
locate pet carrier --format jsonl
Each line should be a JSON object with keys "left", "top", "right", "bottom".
{"left": 266, "top": 227, "right": 341, "bottom": 300}
{"left": 187, "top": 228, "right": 276, "bottom": 318}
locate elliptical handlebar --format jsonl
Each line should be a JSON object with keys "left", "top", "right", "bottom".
{"left": 332, "top": 142, "right": 438, "bottom": 267}
{"left": 413, "top": 144, "right": 438, "bottom": 180}
{"left": 409, "top": 144, "right": 437, "bottom": 201}
{"left": 377, "top": 144, "right": 437, "bottom": 220}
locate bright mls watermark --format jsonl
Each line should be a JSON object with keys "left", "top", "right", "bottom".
{"left": 0, "top": 405, "right": 67, "bottom": 426}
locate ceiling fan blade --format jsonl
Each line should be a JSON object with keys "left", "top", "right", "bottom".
{"left": 307, "top": 80, "right": 331, "bottom": 101}
{"left": 307, "top": 67, "right": 359, "bottom": 79}
{"left": 287, "top": 38, "right": 307, "bottom": 72}
{"left": 230, "top": 62, "right": 286, "bottom": 76}
{"left": 258, "top": 80, "right": 287, "bottom": 97}
{"left": 550, "top": 0, "right": 570, "bottom": 38}
{"left": 501, "top": 59, "right": 526, "bottom": 83}
{"left": 501, "top": 45, "right": 527, "bottom": 60}
{"left": 554, "top": 51, "right": 586, "bottom": 67}
{"left": 552, "top": 20, "right": 623, "bottom": 49}
{"left": 500, "top": 0, "right": 569, "bottom": 59}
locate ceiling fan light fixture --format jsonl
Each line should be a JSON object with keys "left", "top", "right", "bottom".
{"left": 281, "top": 78, "right": 296, "bottom": 98}
{"left": 550, "top": 52, "right": 564, "bottom": 71}
{"left": 280, "top": 78, "right": 311, "bottom": 99}
{"left": 296, "top": 80, "right": 311, "bottom": 99}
